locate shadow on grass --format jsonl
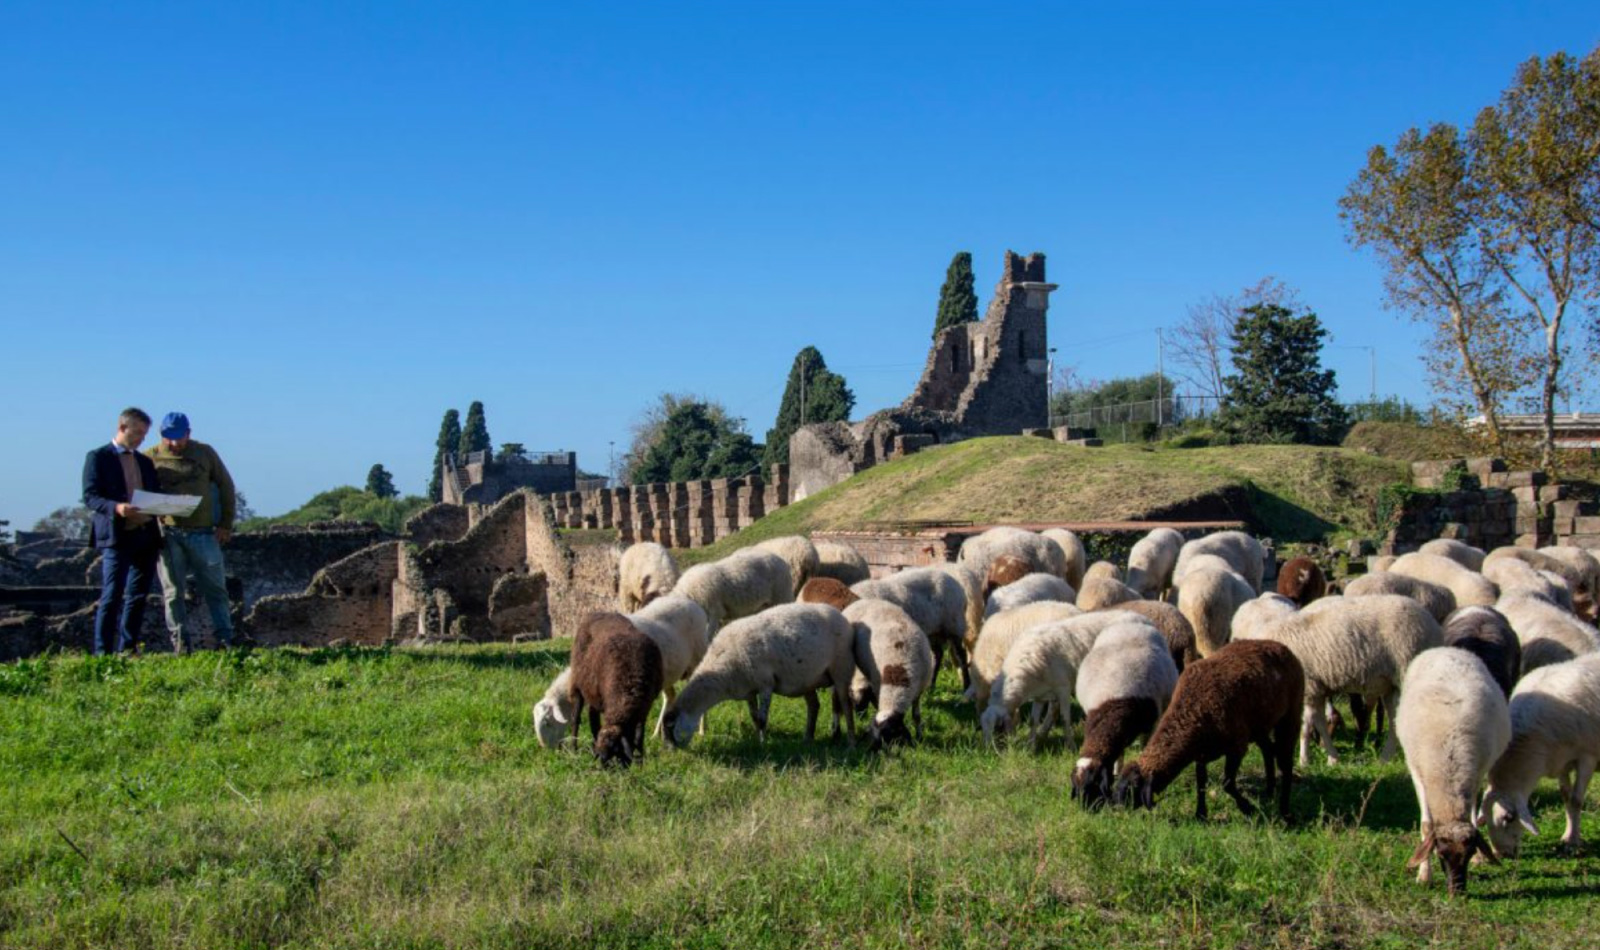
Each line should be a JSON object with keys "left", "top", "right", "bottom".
{"left": 1296, "top": 769, "right": 1418, "bottom": 832}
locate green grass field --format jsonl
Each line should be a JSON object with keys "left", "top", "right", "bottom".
{"left": 3, "top": 644, "right": 1597, "bottom": 949}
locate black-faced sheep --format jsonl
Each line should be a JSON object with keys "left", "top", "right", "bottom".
{"left": 1394, "top": 647, "right": 1510, "bottom": 894}
{"left": 1070, "top": 620, "right": 1181, "bottom": 807}
{"left": 662, "top": 603, "right": 856, "bottom": 748}
{"left": 569, "top": 611, "right": 665, "bottom": 767}
{"left": 1276, "top": 557, "right": 1327, "bottom": 607}
{"left": 1442, "top": 606, "right": 1521, "bottom": 698}
{"left": 1125, "top": 527, "right": 1184, "bottom": 600}
{"left": 618, "top": 542, "right": 680, "bottom": 613}
{"left": 844, "top": 598, "right": 935, "bottom": 750}
{"left": 1114, "top": 639, "right": 1305, "bottom": 820}
{"left": 799, "top": 576, "right": 861, "bottom": 612}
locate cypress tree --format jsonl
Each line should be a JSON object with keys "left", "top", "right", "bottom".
{"left": 458, "top": 401, "right": 492, "bottom": 461}
{"left": 365, "top": 464, "right": 397, "bottom": 499}
{"left": 1217, "top": 304, "right": 1349, "bottom": 445}
{"left": 932, "top": 251, "right": 979, "bottom": 339}
{"left": 427, "top": 409, "right": 461, "bottom": 502}
{"left": 763, "top": 347, "right": 856, "bottom": 467}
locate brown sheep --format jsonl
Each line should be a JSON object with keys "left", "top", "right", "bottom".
{"left": 1114, "top": 639, "right": 1305, "bottom": 820}
{"left": 569, "top": 611, "right": 665, "bottom": 768}
{"left": 984, "top": 554, "right": 1033, "bottom": 598}
{"left": 1276, "top": 557, "right": 1327, "bottom": 607}
{"left": 799, "top": 577, "right": 861, "bottom": 611}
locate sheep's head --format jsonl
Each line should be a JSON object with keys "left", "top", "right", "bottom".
{"left": 867, "top": 713, "right": 913, "bottom": 753}
{"left": 1112, "top": 763, "right": 1156, "bottom": 809}
{"left": 1481, "top": 788, "right": 1538, "bottom": 858}
{"left": 593, "top": 727, "right": 636, "bottom": 768}
{"left": 662, "top": 706, "right": 700, "bottom": 750}
{"left": 978, "top": 706, "right": 1012, "bottom": 747}
{"left": 850, "top": 673, "right": 876, "bottom": 715}
{"left": 532, "top": 698, "right": 570, "bottom": 750}
{"left": 1071, "top": 755, "right": 1113, "bottom": 809}
{"left": 1410, "top": 822, "right": 1497, "bottom": 895}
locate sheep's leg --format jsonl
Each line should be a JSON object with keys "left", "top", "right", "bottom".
{"left": 1376, "top": 691, "right": 1400, "bottom": 763}
{"left": 1273, "top": 713, "right": 1297, "bottom": 819}
{"left": 1302, "top": 697, "right": 1337, "bottom": 766}
{"left": 1194, "top": 762, "right": 1209, "bottom": 821}
{"left": 653, "top": 685, "right": 675, "bottom": 739}
{"left": 803, "top": 690, "right": 820, "bottom": 742}
{"left": 1030, "top": 701, "right": 1057, "bottom": 750}
{"left": 1222, "top": 753, "right": 1255, "bottom": 816}
{"left": 1259, "top": 738, "right": 1277, "bottom": 802}
{"left": 912, "top": 696, "right": 923, "bottom": 743}
{"left": 1409, "top": 769, "right": 1434, "bottom": 884}
{"left": 1347, "top": 694, "right": 1369, "bottom": 750}
{"left": 589, "top": 708, "right": 602, "bottom": 745}
{"left": 1560, "top": 757, "right": 1595, "bottom": 852}
{"left": 949, "top": 640, "right": 972, "bottom": 692}
{"left": 570, "top": 695, "right": 586, "bottom": 745}
{"left": 1056, "top": 690, "right": 1076, "bottom": 755}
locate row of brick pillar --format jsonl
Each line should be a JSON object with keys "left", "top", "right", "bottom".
{"left": 548, "top": 465, "right": 791, "bottom": 548}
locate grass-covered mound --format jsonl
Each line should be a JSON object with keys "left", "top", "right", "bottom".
{"left": 687, "top": 438, "right": 1408, "bottom": 564}
{"left": 3, "top": 645, "right": 1595, "bottom": 948}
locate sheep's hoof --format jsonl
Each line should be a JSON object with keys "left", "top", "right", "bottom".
{"left": 1556, "top": 840, "right": 1585, "bottom": 856}
{"left": 1324, "top": 754, "right": 1341, "bottom": 766}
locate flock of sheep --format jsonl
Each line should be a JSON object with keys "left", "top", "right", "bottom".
{"left": 530, "top": 526, "right": 1600, "bottom": 896}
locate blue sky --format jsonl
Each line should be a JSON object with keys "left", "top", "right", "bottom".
{"left": 3, "top": 2, "right": 1596, "bottom": 530}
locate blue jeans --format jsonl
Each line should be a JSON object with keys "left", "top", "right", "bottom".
{"left": 158, "top": 528, "right": 234, "bottom": 650}
{"left": 93, "top": 544, "right": 158, "bottom": 655}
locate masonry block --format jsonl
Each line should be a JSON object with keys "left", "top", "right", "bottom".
{"left": 1503, "top": 471, "right": 1548, "bottom": 488}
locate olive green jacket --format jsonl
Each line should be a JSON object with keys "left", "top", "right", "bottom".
{"left": 144, "top": 440, "right": 236, "bottom": 530}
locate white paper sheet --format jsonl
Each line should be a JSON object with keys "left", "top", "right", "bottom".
{"left": 130, "top": 489, "right": 204, "bottom": 517}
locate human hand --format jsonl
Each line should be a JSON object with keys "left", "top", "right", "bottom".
{"left": 116, "top": 503, "right": 141, "bottom": 517}
{"left": 217, "top": 528, "right": 232, "bottom": 544}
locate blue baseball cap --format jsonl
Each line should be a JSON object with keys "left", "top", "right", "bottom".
{"left": 160, "top": 412, "right": 191, "bottom": 439}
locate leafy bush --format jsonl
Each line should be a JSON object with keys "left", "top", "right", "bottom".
{"left": 238, "top": 486, "right": 430, "bottom": 535}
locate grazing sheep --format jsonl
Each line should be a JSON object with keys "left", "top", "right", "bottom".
{"left": 532, "top": 667, "right": 575, "bottom": 749}
{"left": 1176, "top": 566, "right": 1257, "bottom": 656}
{"left": 1390, "top": 552, "right": 1498, "bottom": 608}
{"left": 984, "top": 554, "right": 1035, "bottom": 597}
{"left": 813, "top": 540, "right": 871, "bottom": 586}
{"left": 799, "top": 576, "right": 861, "bottom": 611}
{"left": 1041, "top": 528, "right": 1089, "bottom": 590}
{"left": 1485, "top": 547, "right": 1585, "bottom": 600}
{"left": 662, "top": 603, "right": 856, "bottom": 748}
{"left": 1540, "top": 545, "right": 1600, "bottom": 618}
{"left": 1395, "top": 647, "right": 1510, "bottom": 893}
{"left": 569, "top": 612, "right": 665, "bottom": 767}
{"left": 632, "top": 593, "right": 712, "bottom": 737}
{"left": 1494, "top": 591, "right": 1600, "bottom": 675}
{"left": 852, "top": 567, "right": 970, "bottom": 688}
{"left": 1125, "top": 527, "right": 1184, "bottom": 599}
{"left": 931, "top": 561, "right": 987, "bottom": 661}
{"left": 1083, "top": 561, "right": 1122, "bottom": 583}
{"left": 1480, "top": 653, "right": 1600, "bottom": 858}
{"left": 1228, "top": 593, "right": 1300, "bottom": 642}
{"left": 673, "top": 548, "right": 794, "bottom": 636}
{"left": 1114, "top": 639, "right": 1305, "bottom": 820}
{"left": 958, "top": 526, "right": 1071, "bottom": 587}
{"left": 1442, "top": 606, "right": 1521, "bottom": 699}
{"left": 1419, "top": 539, "right": 1487, "bottom": 573}
{"left": 1174, "top": 531, "right": 1266, "bottom": 592}
{"left": 1276, "top": 557, "right": 1327, "bottom": 607}
{"left": 967, "top": 601, "right": 1084, "bottom": 710}
{"left": 1096, "top": 599, "right": 1199, "bottom": 672}
{"left": 978, "top": 612, "right": 1120, "bottom": 747}
{"left": 1483, "top": 556, "right": 1573, "bottom": 611}
{"left": 985, "top": 572, "right": 1076, "bottom": 617}
{"left": 1076, "top": 574, "right": 1141, "bottom": 612}
{"left": 1344, "top": 572, "right": 1457, "bottom": 623}
{"left": 618, "top": 542, "right": 680, "bottom": 613}
{"left": 756, "top": 535, "right": 821, "bottom": 595}
{"left": 1071, "top": 620, "right": 1181, "bottom": 806}
{"left": 1235, "top": 594, "right": 1444, "bottom": 765}
{"left": 844, "top": 599, "right": 934, "bottom": 750}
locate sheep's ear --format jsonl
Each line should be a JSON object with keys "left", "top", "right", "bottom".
{"left": 1405, "top": 834, "right": 1434, "bottom": 871}
{"left": 1138, "top": 778, "right": 1155, "bottom": 810}
{"left": 1518, "top": 811, "right": 1539, "bottom": 836}
{"left": 549, "top": 702, "right": 568, "bottom": 725}
{"left": 1471, "top": 829, "right": 1500, "bottom": 865}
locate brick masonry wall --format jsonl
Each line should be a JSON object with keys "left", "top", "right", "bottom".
{"left": 1390, "top": 458, "right": 1598, "bottom": 554}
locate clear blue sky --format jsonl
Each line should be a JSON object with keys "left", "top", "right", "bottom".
{"left": 3, "top": 2, "right": 1596, "bottom": 531}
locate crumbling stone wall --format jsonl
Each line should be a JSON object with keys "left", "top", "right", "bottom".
{"left": 226, "top": 524, "right": 391, "bottom": 609}
{"left": 546, "top": 466, "right": 792, "bottom": 547}
{"left": 1390, "top": 458, "right": 1598, "bottom": 554}
{"left": 404, "top": 503, "right": 471, "bottom": 546}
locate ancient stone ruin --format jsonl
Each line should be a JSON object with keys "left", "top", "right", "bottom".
{"left": 788, "top": 250, "right": 1058, "bottom": 500}
{"left": 441, "top": 449, "right": 578, "bottom": 506}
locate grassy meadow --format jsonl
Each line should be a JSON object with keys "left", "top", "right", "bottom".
{"left": 3, "top": 643, "right": 1597, "bottom": 949}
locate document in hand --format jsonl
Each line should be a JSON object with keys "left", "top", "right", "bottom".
{"left": 130, "top": 489, "right": 204, "bottom": 517}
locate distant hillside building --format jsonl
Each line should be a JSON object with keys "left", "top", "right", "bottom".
{"left": 441, "top": 450, "right": 578, "bottom": 506}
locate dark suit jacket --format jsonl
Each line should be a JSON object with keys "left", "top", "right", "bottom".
{"left": 82, "top": 444, "right": 162, "bottom": 551}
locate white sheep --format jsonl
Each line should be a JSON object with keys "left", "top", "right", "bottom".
{"left": 632, "top": 593, "right": 711, "bottom": 737}
{"left": 957, "top": 526, "right": 1071, "bottom": 587}
{"left": 966, "top": 600, "right": 1083, "bottom": 711}
{"left": 1041, "top": 528, "right": 1088, "bottom": 590}
{"left": 1173, "top": 531, "right": 1265, "bottom": 592}
{"left": 532, "top": 667, "right": 575, "bottom": 749}
{"left": 844, "top": 598, "right": 934, "bottom": 749}
{"left": 1083, "top": 561, "right": 1122, "bottom": 583}
{"left": 1389, "top": 552, "right": 1498, "bottom": 608}
{"left": 1125, "top": 527, "right": 1184, "bottom": 599}
{"left": 852, "top": 567, "right": 970, "bottom": 688}
{"left": 662, "top": 603, "right": 856, "bottom": 747}
{"left": 813, "top": 540, "right": 871, "bottom": 586}
{"left": 979, "top": 612, "right": 1147, "bottom": 748}
{"left": 1539, "top": 545, "right": 1600, "bottom": 616}
{"left": 617, "top": 542, "right": 680, "bottom": 613}
{"left": 1483, "top": 556, "right": 1573, "bottom": 611}
{"left": 673, "top": 547, "right": 794, "bottom": 636}
{"left": 1070, "top": 620, "right": 1181, "bottom": 805}
{"left": 1236, "top": 594, "right": 1444, "bottom": 765}
{"left": 756, "top": 535, "right": 821, "bottom": 595}
{"left": 1228, "top": 593, "right": 1300, "bottom": 643}
{"left": 1495, "top": 590, "right": 1600, "bottom": 675}
{"left": 1176, "top": 565, "right": 1257, "bottom": 656}
{"left": 936, "top": 561, "right": 986, "bottom": 655}
{"left": 1418, "top": 538, "right": 1487, "bottom": 572}
{"left": 1394, "top": 647, "right": 1510, "bottom": 893}
{"left": 984, "top": 572, "right": 1076, "bottom": 618}
{"left": 1481, "top": 653, "right": 1600, "bottom": 858}
{"left": 1344, "top": 571, "right": 1456, "bottom": 622}
{"left": 1076, "top": 574, "right": 1141, "bottom": 611}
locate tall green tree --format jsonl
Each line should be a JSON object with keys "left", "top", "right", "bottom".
{"left": 932, "top": 251, "right": 978, "bottom": 339}
{"left": 458, "top": 401, "right": 492, "bottom": 461}
{"left": 762, "top": 347, "right": 856, "bottom": 467}
{"left": 427, "top": 408, "right": 461, "bottom": 502}
{"left": 1217, "top": 304, "right": 1348, "bottom": 445}
{"left": 632, "top": 400, "right": 761, "bottom": 484}
{"left": 365, "top": 464, "right": 397, "bottom": 499}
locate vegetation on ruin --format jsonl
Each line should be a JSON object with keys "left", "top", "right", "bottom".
{"left": 237, "top": 485, "right": 429, "bottom": 535}
{"left": 2, "top": 644, "right": 1597, "bottom": 948}
{"left": 932, "top": 250, "right": 979, "bottom": 339}
{"left": 683, "top": 436, "right": 1408, "bottom": 565}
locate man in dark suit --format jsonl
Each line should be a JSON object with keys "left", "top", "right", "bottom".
{"left": 82, "top": 407, "right": 163, "bottom": 654}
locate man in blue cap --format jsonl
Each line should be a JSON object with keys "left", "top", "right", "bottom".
{"left": 145, "top": 411, "right": 239, "bottom": 652}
